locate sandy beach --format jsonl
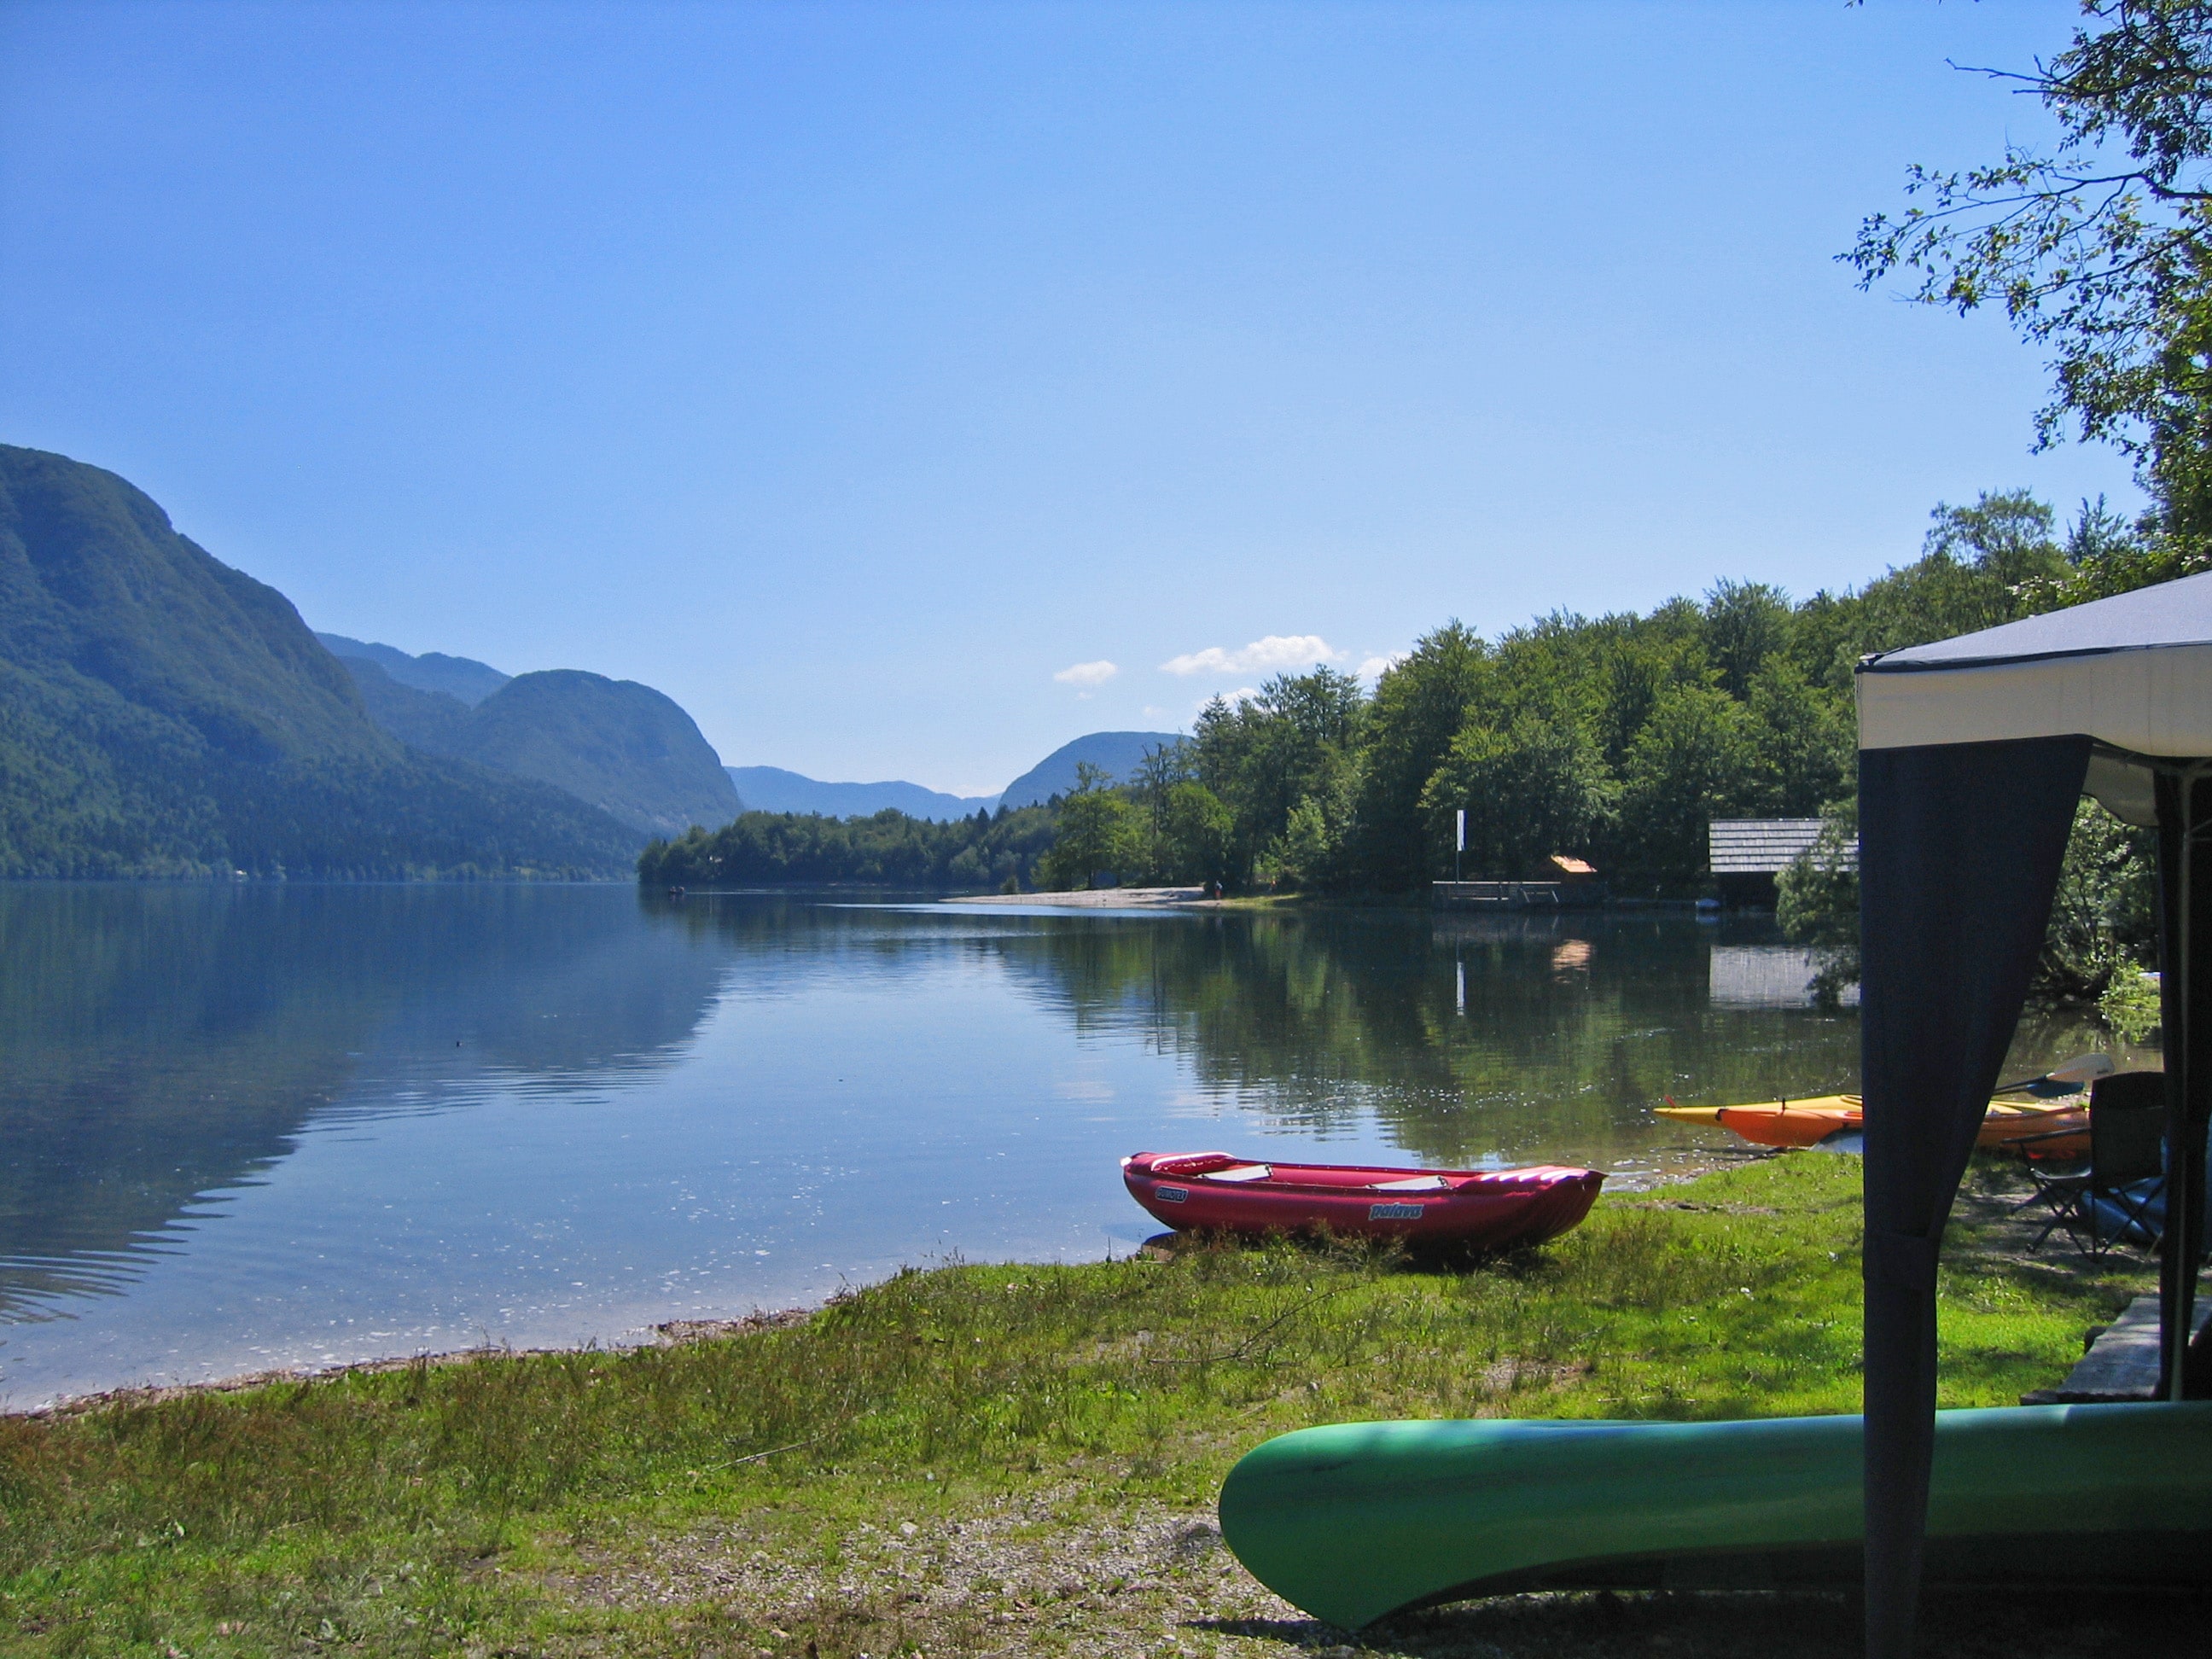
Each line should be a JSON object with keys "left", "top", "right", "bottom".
{"left": 943, "top": 885, "right": 1217, "bottom": 907}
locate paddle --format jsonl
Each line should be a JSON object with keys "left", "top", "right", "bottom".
{"left": 1992, "top": 1053, "right": 2115, "bottom": 1098}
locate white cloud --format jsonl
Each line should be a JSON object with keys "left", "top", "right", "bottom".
{"left": 1357, "top": 651, "right": 1409, "bottom": 682}
{"left": 1053, "top": 659, "right": 1118, "bottom": 688}
{"left": 1159, "top": 634, "right": 1339, "bottom": 677}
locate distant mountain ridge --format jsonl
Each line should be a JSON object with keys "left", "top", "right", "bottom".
{"left": 335, "top": 653, "right": 738, "bottom": 839}
{"left": 722, "top": 731, "right": 1184, "bottom": 824}
{"left": 317, "top": 633, "right": 509, "bottom": 705}
{"left": 0, "top": 444, "right": 637, "bottom": 877}
{"left": 998, "top": 731, "right": 1180, "bottom": 808}
{"left": 725, "top": 765, "right": 998, "bottom": 822}
{"left": 0, "top": 441, "right": 1182, "bottom": 876}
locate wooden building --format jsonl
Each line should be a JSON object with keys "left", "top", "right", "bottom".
{"left": 1706, "top": 817, "right": 1850, "bottom": 908}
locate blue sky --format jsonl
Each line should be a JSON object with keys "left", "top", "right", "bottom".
{"left": 0, "top": 1, "right": 2141, "bottom": 795}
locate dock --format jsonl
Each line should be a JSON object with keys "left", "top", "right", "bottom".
{"left": 1432, "top": 881, "right": 1603, "bottom": 911}
{"left": 2021, "top": 1295, "right": 2212, "bottom": 1404}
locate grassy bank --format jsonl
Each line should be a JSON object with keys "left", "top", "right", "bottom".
{"left": 0, "top": 1155, "right": 2176, "bottom": 1659}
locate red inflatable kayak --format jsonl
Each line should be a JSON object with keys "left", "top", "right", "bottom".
{"left": 1121, "top": 1151, "right": 1603, "bottom": 1249}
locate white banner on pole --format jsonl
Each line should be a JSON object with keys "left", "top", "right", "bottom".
{"left": 1455, "top": 808, "right": 1465, "bottom": 852}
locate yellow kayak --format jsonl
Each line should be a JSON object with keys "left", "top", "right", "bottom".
{"left": 1655, "top": 1094, "right": 2087, "bottom": 1152}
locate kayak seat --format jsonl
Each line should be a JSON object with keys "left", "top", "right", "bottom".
{"left": 1371, "top": 1174, "right": 1449, "bottom": 1192}
{"left": 1144, "top": 1152, "right": 1242, "bottom": 1178}
{"left": 1207, "top": 1164, "right": 1273, "bottom": 1183}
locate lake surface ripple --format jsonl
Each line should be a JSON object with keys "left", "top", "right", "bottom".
{"left": 0, "top": 883, "right": 1893, "bottom": 1406}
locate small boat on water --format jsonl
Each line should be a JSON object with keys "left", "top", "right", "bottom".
{"left": 1653, "top": 1093, "right": 2087, "bottom": 1153}
{"left": 1121, "top": 1151, "right": 1604, "bottom": 1249}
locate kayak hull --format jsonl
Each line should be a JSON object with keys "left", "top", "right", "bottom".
{"left": 1121, "top": 1152, "right": 1602, "bottom": 1249}
{"left": 1218, "top": 1402, "right": 2212, "bottom": 1630}
{"left": 1655, "top": 1095, "right": 2088, "bottom": 1154}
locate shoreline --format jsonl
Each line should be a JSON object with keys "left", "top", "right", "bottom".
{"left": 940, "top": 885, "right": 1219, "bottom": 907}
{"left": 4, "top": 1308, "right": 817, "bottom": 1423}
{"left": 2, "top": 1156, "right": 2157, "bottom": 1659}
{"left": 3, "top": 1147, "right": 1763, "bottom": 1420}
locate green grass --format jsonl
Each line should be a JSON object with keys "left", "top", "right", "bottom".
{"left": 0, "top": 1155, "right": 2166, "bottom": 1658}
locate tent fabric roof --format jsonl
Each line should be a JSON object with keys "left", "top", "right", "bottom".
{"left": 1857, "top": 572, "right": 2212, "bottom": 764}
{"left": 1863, "top": 568, "right": 2212, "bottom": 670}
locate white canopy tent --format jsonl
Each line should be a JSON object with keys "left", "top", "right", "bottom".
{"left": 1854, "top": 570, "right": 2212, "bottom": 1656}
{"left": 1860, "top": 571, "right": 2212, "bottom": 824}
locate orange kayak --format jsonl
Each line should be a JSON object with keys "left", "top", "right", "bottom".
{"left": 1654, "top": 1094, "right": 2087, "bottom": 1154}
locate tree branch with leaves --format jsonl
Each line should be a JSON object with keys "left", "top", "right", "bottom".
{"left": 1848, "top": 1, "right": 2212, "bottom": 573}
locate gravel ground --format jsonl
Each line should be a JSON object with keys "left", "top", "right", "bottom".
{"left": 552, "top": 1483, "right": 1304, "bottom": 1657}
{"left": 537, "top": 1479, "right": 2208, "bottom": 1659}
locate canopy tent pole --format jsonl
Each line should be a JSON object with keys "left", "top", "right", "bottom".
{"left": 2155, "top": 765, "right": 2212, "bottom": 1400}
{"left": 1850, "top": 572, "right": 2212, "bottom": 1655}
{"left": 1858, "top": 736, "right": 2089, "bottom": 1659}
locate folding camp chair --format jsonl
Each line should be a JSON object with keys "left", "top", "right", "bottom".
{"left": 2016, "top": 1070, "right": 2167, "bottom": 1255}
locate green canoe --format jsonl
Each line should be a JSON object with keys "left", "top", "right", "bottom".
{"left": 1218, "top": 1401, "right": 2212, "bottom": 1631}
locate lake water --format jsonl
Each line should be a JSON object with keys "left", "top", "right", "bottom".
{"left": 0, "top": 882, "right": 2081, "bottom": 1410}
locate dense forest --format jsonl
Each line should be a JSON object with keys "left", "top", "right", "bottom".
{"left": 1036, "top": 491, "right": 2158, "bottom": 899}
{"left": 643, "top": 489, "right": 2167, "bottom": 1005}
{"left": 637, "top": 802, "right": 1058, "bottom": 889}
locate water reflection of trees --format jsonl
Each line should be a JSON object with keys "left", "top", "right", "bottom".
{"left": 655, "top": 897, "right": 1872, "bottom": 1168}
{"left": 989, "top": 909, "right": 1867, "bottom": 1167}
{"left": 0, "top": 885, "right": 729, "bottom": 1320}
{"left": 641, "top": 897, "right": 2140, "bottom": 1174}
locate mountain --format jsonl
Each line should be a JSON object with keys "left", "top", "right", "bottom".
{"left": 725, "top": 765, "right": 998, "bottom": 822}
{"left": 999, "top": 731, "right": 1182, "bottom": 808}
{"left": 334, "top": 659, "right": 740, "bottom": 839}
{"left": 316, "top": 633, "right": 509, "bottom": 705}
{"left": 721, "top": 732, "right": 1184, "bottom": 823}
{"left": 440, "top": 670, "right": 740, "bottom": 837}
{"left": 0, "top": 444, "right": 638, "bottom": 877}
{"left": 343, "top": 657, "right": 474, "bottom": 751}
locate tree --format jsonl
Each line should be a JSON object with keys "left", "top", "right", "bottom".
{"left": 1419, "top": 713, "right": 1615, "bottom": 879}
{"left": 1586, "top": 601, "right": 1710, "bottom": 767}
{"left": 1129, "top": 739, "right": 1196, "bottom": 853}
{"left": 1034, "top": 764, "right": 1148, "bottom": 890}
{"left": 1703, "top": 579, "right": 1792, "bottom": 700}
{"left": 2012, "top": 493, "right": 2176, "bottom": 608}
{"left": 1158, "top": 781, "right": 1233, "bottom": 884}
{"left": 1848, "top": 3, "right": 2212, "bottom": 564}
{"left": 1348, "top": 623, "right": 1488, "bottom": 888}
{"left": 2037, "top": 798, "right": 2160, "bottom": 998}
{"left": 639, "top": 802, "right": 1057, "bottom": 888}
{"left": 1615, "top": 685, "right": 1761, "bottom": 891}
{"left": 1744, "top": 661, "right": 1854, "bottom": 818}
{"left": 1785, "top": 492, "right": 2069, "bottom": 692}
{"left": 1922, "top": 491, "right": 2069, "bottom": 589}
{"left": 1189, "top": 668, "right": 1367, "bottom": 887}
{"left": 1778, "top": 795, "right": 2157, "bottom": 1007}
{"left": 1776, "top": 799, "right": 1861, "bottom": 1006}
{"left": 1254, "top": 795, "right": 1339, "bottom": 891}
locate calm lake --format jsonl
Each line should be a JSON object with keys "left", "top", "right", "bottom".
{"left": 0, "top": 882, "right": 2090, "bottom": 1409}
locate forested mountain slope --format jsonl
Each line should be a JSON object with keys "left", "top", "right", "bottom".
{"left": 316, "top": 633, "right": 509, "bottom": 705}
{"left": 332, "top": 659, "right": 739, "bottom": 838}
{"left": 999, "top": 731, "right": 1179, "bottom": 807}
{"left": 0, "top": 445, "right": 637, "bottom": 877}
